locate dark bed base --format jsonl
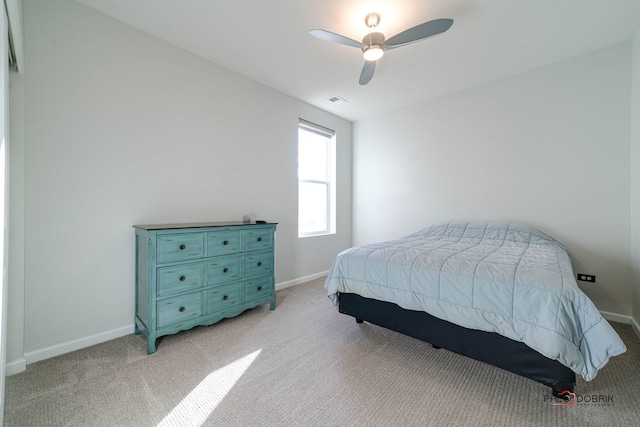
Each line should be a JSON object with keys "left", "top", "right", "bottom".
{"left": 338, "top": 293, "right": 575, "bottom": 397}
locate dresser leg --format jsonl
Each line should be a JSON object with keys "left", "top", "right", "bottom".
{"left": 270, "top": 296, "right": 276, "bottom": 310}
{"left": 135, "top": 322, "right": 141, "bottom": 335}
{"left": 147, "top": 336, "right": 157, "bottom": 355}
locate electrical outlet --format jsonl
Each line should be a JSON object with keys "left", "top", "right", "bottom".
{"left": 577, "top": 274, "right": 596, "bottom": 283}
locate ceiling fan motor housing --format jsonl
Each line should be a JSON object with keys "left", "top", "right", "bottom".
{"left": 362, "top": 31, "right": 385, "bottom": 50}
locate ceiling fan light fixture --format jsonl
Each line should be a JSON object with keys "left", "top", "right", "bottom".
{"left": 361, "top": 31, "right": 385, "bottom": 61}
{"left": 363, "top": 45, "right": 384, "bottom": 61}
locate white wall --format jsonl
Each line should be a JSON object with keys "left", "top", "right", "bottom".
{"left": 631, "top": 29, "right": 640, "bottom": 329}
{"left": 353, "top": 43, "right": 632, "bottom": 316}
{"left": 7, "top": 0, "right": 352, "bottom": 368}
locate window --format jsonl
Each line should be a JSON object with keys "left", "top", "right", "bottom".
{"left": 298, "top": 119, "right": 336, "bottom": 237}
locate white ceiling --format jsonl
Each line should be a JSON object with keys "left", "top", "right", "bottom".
{"left": 75, "top": 0, "right": 640, "bottom": 122}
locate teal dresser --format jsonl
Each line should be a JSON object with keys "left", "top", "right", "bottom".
{"left": 133, "top": 221, "right": 277, "bottom": 354}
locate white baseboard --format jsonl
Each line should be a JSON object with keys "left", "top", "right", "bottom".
{"left": 600, "top": 310, "right": 640, "bottom": 341}
{"left": 24, "top": 274, "right": 638, "bottom": 374}
{"left": 599, "top": 310, "right": 633, "bottom": 325}
{"left": 7, "top": 273, "right": 330, "bottom": 373}
{"left": 8, "top": 292, "right": 637, "bottom": 375}
{"left": 631, "top": 317, "right": 640, "bottom": 339}
{"left": 23, "top": 325, "right": 134, "bottom": 368}
{"left": 5, "top": 357, "right": 26, "bottom": 376}
{"left": 275, "top": 270, "right": 329, "bottom": 291}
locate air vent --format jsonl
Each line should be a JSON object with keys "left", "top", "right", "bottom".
{"left": 327, "top": 96, "right": 348, "bottom": 104}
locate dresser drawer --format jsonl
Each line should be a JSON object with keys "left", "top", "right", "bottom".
{"left": 157, "top": 233, "right": 204, "bottom": 264}
{"left": 245, "top": 276, "right": 274, "bottom": 303}
{"left": 206, "top": 255, "right": 243, "bottom": 285}
{"left": 157, "top": 292, "right": 203, "bottom": 328}
{"left": 244, "top": 228, "right": 273, "bottom": 252}
{"left": 207, "top": 230, "right": 242, "bottom": 256}
{"left": 244, "top": 251, "right": 273, "bottom": 278}
{"left": 206, "top": 282, "right": 242, "bottom": 313}
{"left": 157, "top": 263, "right": 204, "bottom": 297}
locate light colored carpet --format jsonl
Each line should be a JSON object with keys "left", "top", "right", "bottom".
{"left": 4, "top": 277, "right": 640, "bottom": 426}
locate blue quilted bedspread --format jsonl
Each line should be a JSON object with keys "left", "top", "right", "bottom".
{"left": 325, "top": 222, "right": 626, "bottom": 381}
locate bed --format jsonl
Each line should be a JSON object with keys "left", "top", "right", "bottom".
{"left": 325, "top": 222, "right": 626, "bottom": 396}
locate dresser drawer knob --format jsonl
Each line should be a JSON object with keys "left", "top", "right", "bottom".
{"left": 179, "top": 306, "right": 185, "bottom": 312}
{"left": 179, "top": 244, "right": 186, "bottom": 250}
{"left": 223, "top": 268, "right": 229, "bottom": 273}
{"left": 179, "top": 275, "right": 186, "bottom": 281}
{"left": 223, "top": 295, "right": 228, "bottom": 300}
{"left": 257, "top": 237, "right": 262, "bottom": 242}
{"left": 257, "top": 262, "right": 262, "bottom": 267}
{"left": 257, "top": 286, "right": 262, "bottom": 291}
{"left": 223, "top": 240, "right": 229, "bottom": 245}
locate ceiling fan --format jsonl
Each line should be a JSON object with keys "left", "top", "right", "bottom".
{"left": 310, "top": 13, "right": 453, "bottom": 85}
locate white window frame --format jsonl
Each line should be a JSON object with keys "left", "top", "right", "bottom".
{"left": 297, "top": 119, "right": 336, "bottom": 238}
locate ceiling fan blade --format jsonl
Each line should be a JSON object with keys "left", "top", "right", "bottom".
{"left": 309, "top": 29, "right": 363, "bottom": 49}
{"left": 383, "top": 18, "right": 453, "bottom": 50}
{"left": 359, "top": 61, "right": 376, "bottom": 85}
